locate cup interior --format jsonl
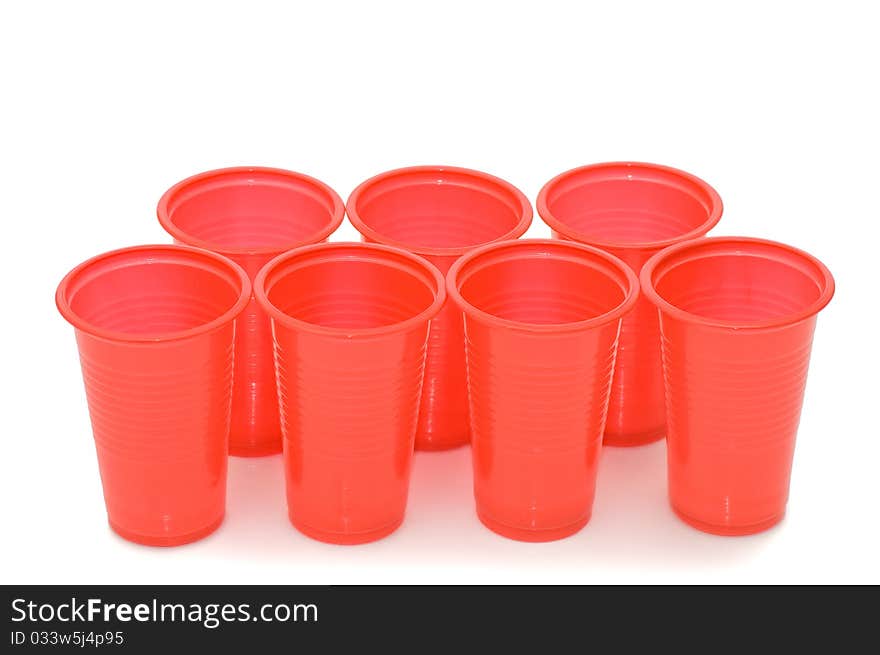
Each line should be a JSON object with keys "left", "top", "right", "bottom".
{"left": 455, "top": 242, "right": 633, "bottom": 326}
{"left": 540, "top": 164, "right": 720, "bottom": 246}
{"left": 649, "top": 240, "right": 832, "bottom": 323}
{"left": 59, "top": 247, "right": 247, "bottom": 338}
{"left": 159, "top": 168, "right": 341, "bottom": 252}
{"left": 349, "top": 168, "right": 530, "bottom": 252}
{"left": 261, "top": 246, "right": 441, "bottom": 330}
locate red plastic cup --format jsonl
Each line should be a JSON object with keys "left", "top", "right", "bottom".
{"left": 55, "top": 245, "right": 251, "bottom": 546}
{"left": 447, "top": 239, "right": 639, "bottom": 541}
{"left": 254, "top": 242, "right": 445, "bottom": 544}
{"left": 346, "top": 166, "right": 532, "bottom": 451}
{"left": 641, "top": 237, "right": 835, "bottom": 535}
{"left": 537, "top": 162, "right": 722, "bottom": 446}
{"left": 157, "top": 167, "right": 344, "bottom": 457}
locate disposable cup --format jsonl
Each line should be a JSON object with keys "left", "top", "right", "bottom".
{"left": 254, "top": 242, "right": 445, "bottom": 544}
{"left": 56, "top": 245, "right": 250, "bottom": 546}
{"left": 346, "top": 166, "right": 532, "bottom": 450}
{"left": 641, "top": 237, "right": 834, "bottom": 535}
{"left": 537, "top": 162, "right": 722, "bottom": 446}
{"left": 447, "top": 239, "right": 638, "bottom": 541}
{"left": 157, "top": 166, "right": 344, "bottom": 456}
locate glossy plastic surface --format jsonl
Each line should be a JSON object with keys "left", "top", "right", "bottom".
{"left": 641, "top": 237, "right": 834, "bottom": 535}
{"left": 537, "top": 162, "right": 722, "bottom": 446}
{"left": 347, "top": 166, "right": 532, "bottom": 450}
{"left": 254, "top": 242, "right": 445, "bottom": 544}
{"left": 447, "top": 239, "right": 638, "bottom": 541}
{"left": 56, "top": 245, "right": 251, "bottom": 546}
{"left": 157, "top": 167, "right": 344, "bottom": 456}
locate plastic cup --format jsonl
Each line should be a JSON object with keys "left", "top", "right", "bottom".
{"left": 537, "top": 162, "right": 722, "bottom": 446}
{"left": 641, "top": 237, "right": 834, "bottom": 535}
{"left": 55, "top": 245, "right": 251, "bottom": 546}
{"left": 447, "top": 239, "right": 639, "bottom": 541}
{"left": 254, "top": 242, "right": 445, "bottom": 544}
{"left": 157, "top": 166, "right": 344, "bottom": 457}
{"left": 346, "top": 166, "right": 532, "bottom": 451}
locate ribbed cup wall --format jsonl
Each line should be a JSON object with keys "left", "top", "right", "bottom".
{"left": 224, "top": 252, "right": 281, "bottom": 456}
{"left": 539, "top": 163, "right": 723, "bottom": 446}
{"left": 414, "top": 254, "right": 469, "bottom": 449}
{"left": 600, "top": 246, "right": 667, "bottom": 444}
{"left": 357, "top": 199, "right": 519, "bottom": 249}
{"left": 158, "top": 167, "right": 345, "bottom": 456}
{"left": 347, "top": 166, "right": 533, "bottom": 450}
{"left": 167, "top": 245, "right": 328, "bottom": 458}
{"left": 549, "top": 237, "right": 675, "bottom": 447}
{"left": 559, "top": 208, "right": 700, "bottom": 242}
{"left": 76, "top": 325, "right": 235, "bottom": 545}
{"left": 465, "top": 319, "right": 621, "bottom": 540}
{"left": 168, "top": 209, "right": 325, "bottom": 250}
{"left": 273, "top": 325, "right": 431, "bottom": 544}
{"left": 660, "top": 315, "right": 817, "bottom": 534}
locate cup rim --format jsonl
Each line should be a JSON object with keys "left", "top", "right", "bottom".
{"left": 536, "top": 161, "right": 724, "bottom": 251}
{"left": 446, "top": 238, "right": 639, "bottom": 334}
{"left": 56, "top": 244, "right": 252, "bottom": 343}
{"left": 640, "top": 236, "right": 835, "bottom": 330}
{"left": 254, "top": 241, "right": 447, "bottom": 338}
{"left": 346, "top": 165, "right": 533, "bottom": 257}
{"left": 157, "top": 166, "right": 345, "bottom": 257}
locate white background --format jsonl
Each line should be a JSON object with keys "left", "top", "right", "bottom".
{"left": 1, "top": 1, "right": 877, "bottom": 584}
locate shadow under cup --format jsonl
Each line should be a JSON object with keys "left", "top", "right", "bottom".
{"left": 537, "top": 162, "right": 723, "bottom": 446}
{"left": 346, "top": 166, "right": 533, "bottom": 451}
{"left": 641, "top": 237, "right": 835, "bottom": 535}
{"left": 55, "top": 245, "right": 251, "bottom": 546}
{"left": 158, "top": 167, "right": 344, "bottom": 457}
{"left": 447, "top": 240, "right": 639, "bottom": 541}
{"left": 255, "top": 243, "right": 445, "bottom": 544}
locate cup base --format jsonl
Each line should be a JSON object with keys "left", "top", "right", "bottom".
{"left": 108, "top": 514, "right": 224, "bottom": 547}
{"left": 604, "top": 428, "right": 665, "bottom": 448}
{"left": 673, "top": 505, "right": 785, "bottom": 536}
{"left": 229, "top": 440, "right": 283, "bottom": 457}
{"left": 415, "top": 435, "right": 470, "bottom": 451}
{"left": 477, "top": 510, "right": 590, "bottom": 542}
{"left": 290, "top": 516, "right": 404, "bottom": 545}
